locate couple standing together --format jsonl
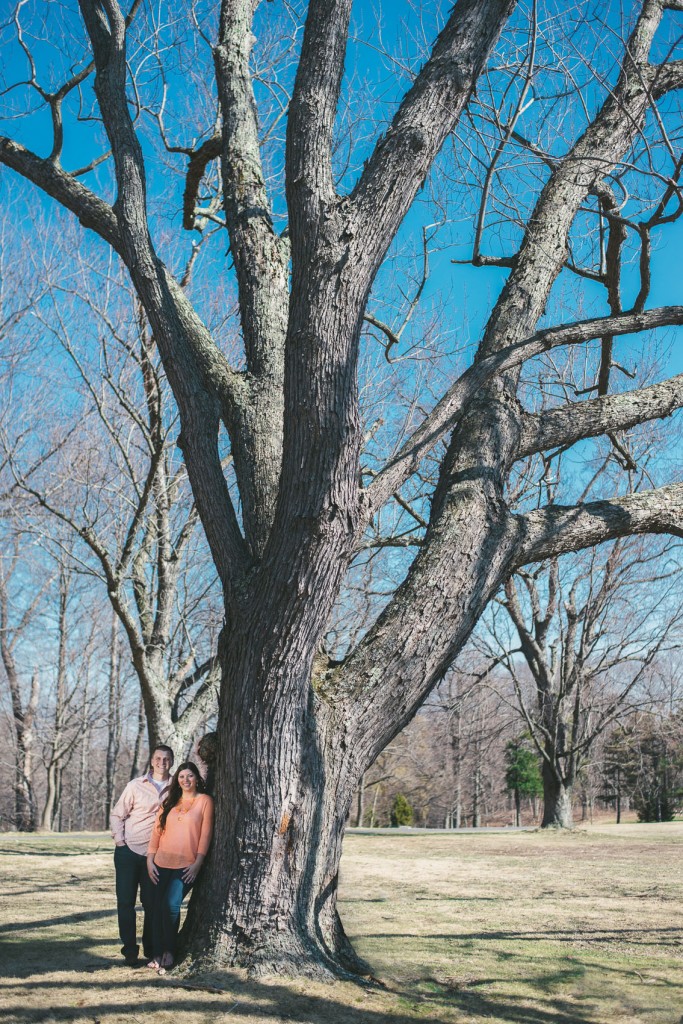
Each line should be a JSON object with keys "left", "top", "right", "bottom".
{"left": 110, "top": 745, "right": 214, "bottom": 973}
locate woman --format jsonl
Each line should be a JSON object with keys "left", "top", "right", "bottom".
{"left": 146, "top": 761, "right": 214, "bottom": 973}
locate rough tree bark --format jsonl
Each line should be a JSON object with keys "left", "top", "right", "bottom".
{"left": 541, "top": 767, "right": 574, "bottom": 829}
{"left": 3, "top": 0, "right": 683, "bottom": 977}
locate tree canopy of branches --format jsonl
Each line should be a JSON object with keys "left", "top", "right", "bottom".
{"left": 3, "top": 0, "right": 683, "bottom": 978}
{"left": 2, "top": 246, "right": 222, "bottom": 755}
{"left": 480, "top": 536, "right": 683, "bottom": 826}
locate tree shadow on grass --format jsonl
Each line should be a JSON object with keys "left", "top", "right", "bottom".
{"left": 341, "top": 896, "right": 502, "bottom": 903}
{"left": 0, "top": 970, "right": 609, "bottom": 1024}
{"left": 0, "top": 906, "right": 116, "bottom": 937}
{"left": 364, "top": 925, "right": 683, "bottom": 946}
{"left": 0, "top": 846, "right": 109, "bottom": 857}
{"left": 0, "top": 939, "right": 679, "bottom": 1024}
{"left": 0, "top": 931, "right": 118, "bottom": 980}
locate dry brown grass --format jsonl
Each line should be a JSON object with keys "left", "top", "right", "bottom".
{"left": 0, "top": 822, "right": 681, "bottom": 1024}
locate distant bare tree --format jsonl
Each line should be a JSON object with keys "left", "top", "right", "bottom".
{"left": 480, "top": 536, "right": 683, "bottom": 826}
{"left": 0, "top": 543, "right": 43, "bottom": 831}
{"left": 3, "top": 247, "right": 222, "bottom": 753}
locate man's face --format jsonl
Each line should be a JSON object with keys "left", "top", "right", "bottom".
{"left": 150, "top": 750, "right": 173, "bottom": 778}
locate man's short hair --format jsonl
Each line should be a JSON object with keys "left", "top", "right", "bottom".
{"left": 150, "top": 744, "right": 174, "bottom": 766}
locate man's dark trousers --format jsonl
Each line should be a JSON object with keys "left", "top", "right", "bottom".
{"left": 114, "top": 843, "right": 153, "bottom": 961}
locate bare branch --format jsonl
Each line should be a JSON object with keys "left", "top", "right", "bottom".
{"left": 363, "top": 305, "right": 683, "bottom": 525}
{"left": 350, "top": 0, "right": 517, "bottom": 268}
{"left": 518, "top": 374, "right": 683, "bottom": 459}
{"left": 182, "top": 134, "right": 221, "bottom": 231}
{"left": 0, "top": 137, "right": 122, "bottom": 252}
{"left": 472, "top": 0, "right": 538, "bottom": 267}
{"left": 76, "top": 0, "right": 250, "bottom": 584}
{"left": 650, "top": 59, "right": 683, "bottom": 99}
{"left": 515, "top": 484, "right": 683, "bottom": 567}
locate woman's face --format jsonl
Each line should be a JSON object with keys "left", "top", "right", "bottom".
{"left": 178, "top": 769, "right": 198, "bottom": 794}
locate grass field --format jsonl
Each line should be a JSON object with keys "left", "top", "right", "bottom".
{"left": 0, "top": 823, "right": 681, "bottom": 1024}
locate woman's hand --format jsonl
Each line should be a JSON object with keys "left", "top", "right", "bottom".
{"left": 181, "top": 855, "right": 204, "bottom": 884}
{"left": 147, "top": 856, "right": 159, "bottom": 885}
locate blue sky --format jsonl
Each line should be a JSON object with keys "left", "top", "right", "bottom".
{"left": 2, "top": 0, "right": 682, "bottom": 428}
{"left": 1, "top": 0, "right": 682, "bottom": 672}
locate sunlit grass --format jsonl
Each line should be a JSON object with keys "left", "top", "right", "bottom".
{"left": 0, "top": 822, "right": 681, "bottom": 1023}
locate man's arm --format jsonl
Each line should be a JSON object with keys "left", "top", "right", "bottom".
{"left": 110, "top": 781, "right": 135, "bottom": 846}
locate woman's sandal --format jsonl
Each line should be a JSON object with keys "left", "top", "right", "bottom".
{"left": 156, "top": 953, "right": 174, "bottom": 976}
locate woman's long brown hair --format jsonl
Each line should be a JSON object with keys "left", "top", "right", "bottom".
{"left": 158, "top": 761, "right": 206, "bottom": 832}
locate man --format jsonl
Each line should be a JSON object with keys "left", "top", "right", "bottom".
{"left": 110, "top": 744, "right": 174, "bottom": 966}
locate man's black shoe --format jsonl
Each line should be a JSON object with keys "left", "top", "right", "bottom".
{"left": 124, "top": 955, "right": 143, "bottom": 967}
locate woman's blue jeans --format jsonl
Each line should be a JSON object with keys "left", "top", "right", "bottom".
{"left": 152, "top": 866, "right": 193, "bottom": 958}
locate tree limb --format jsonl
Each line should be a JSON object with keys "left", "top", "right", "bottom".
{"left": 77, "top": 0, "right": 251, "bottom": 585}
{"left": 0, "top": 137, "right": 122, "bottom": 253}
{"left": 182, "top": 133, "right": 221, "bottom": 230}
{"left": 287, "top": 0, "right": 353, "bottom": 204}
{"left": 350, "top": 0, "right": 517, "bottom": 271}
{"left": 212, "top": 0, "right": 289, "bottom": 554}
{"left": 650, "top": 59, "right": 683, "bottom": 98}
{"left": 518, "top": 373, "right": 683, "bottom": 458}
{"left": 363, "top": 305, "right": 683, "bottom": 526}
{"left": 515, "top": 483, "right": 683, "bottom": 566}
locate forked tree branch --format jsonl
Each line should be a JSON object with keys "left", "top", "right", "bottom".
{"left": 77, "top": 0, "right": 251, "bottom": 584}
{"left": 0, "top": 137, "right": 122, "bottom": 253}
{"left": 350, "top": 0, "right": 517, "bottom": 270}
{"left": 211, "top": 0, "right": 289, "bottom": 554}
{"left": 363, "top": 305, "right": 683, "bottom": 526}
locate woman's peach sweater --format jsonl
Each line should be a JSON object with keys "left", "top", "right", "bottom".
{"left": 148, "top": 793, "right": 214, "bottom": 869}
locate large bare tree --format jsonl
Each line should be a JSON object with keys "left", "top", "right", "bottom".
{"left": 2, "top": 244, "right": 222, "bottom": 754}
{"left": 3, "top": 0, "right": 683, "bottom": 977}
{"left": 480, "top": 537, "right": 683, "bottom": 827}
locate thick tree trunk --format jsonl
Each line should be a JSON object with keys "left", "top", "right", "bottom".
{"left": 541, "top": 765, "right": 574, "bottom": 828}
{"left": 181, "top": 655, "right": 366, "bottom": 978}
{"left": 138, "top": 677, "right": 199, "bottom": 761}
